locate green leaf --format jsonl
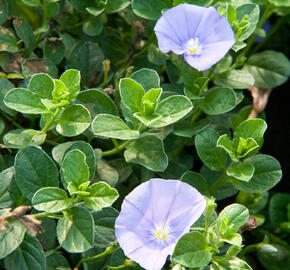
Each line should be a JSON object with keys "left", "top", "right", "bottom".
{"left": 57, "top": 206, "right": 94, "bottom": 253}
{"left": 236, "top": 4, "right": 260, "bottom": 41}
{"left": 130, "top": 68, "right": 160, "bottom": 92}
{"left": 233, "top": 118, "right": 267, "bottom": 146}
{"left": 43, "top": 39, "right": 65, "bottom": 65}
{"left": 124, "top": 135, "right": 168, "bottom": 171}
{"left": 217, "top": 134, "right": 238, "bottom": 162}
{"left": 96, "top": 159, "right": 119, "bottom": 187}
{"left": 141, "top": 88, "right": 162, "bottom": 116}
{"left": 217, "top": 203, "right": 249, "bottom": 237}
{"left": 83, "top": 16, "right": 103, "bottom": 36}
{"left": 56, "top": 104, "right": 91, "bottom": 136}
{"left": 180, "top": 171, "right": 208, "bottom": 195}
{"left": 227, "top": 162, "right": 255, "bottom": 182}
{"left": 46, "top": 253, "right": 70, "bottom": 270}
{"left": 29, "top": 73, "right": 54, "bottom": 99}
{"left": 52, "top": 79, "right": 69, "bottom": 101}
{"left": 132, "top": 0, "right": 167, "bottom": 20}
{"left": 149, "top": 95, "right": 193, "bottom": 128}
{"left": 148, "top": 44, "right": 168, "bottom": 65}
{"left": 119, "top": 78, "right": 145, "bottom": 113}
{"left": 236, "top": 137, "right": 259, "bottom": 158}
{"left": 195, "top": 128, "right": 227, "bottom": 171}
{"left": 0, "top": 167, "right": 14, "bottom": 208}
{"left": 15, "top": 146, "right": 59, "bottom": 199}
{"left": 232, "top": 41, "right": 247, "bottom": 52}
{"left": 60, "top": 69, "right": 81, "bottom": 100}
{"left": 106, "top": 0, "right": 131, "bottom": 13}
{"left": 199, "top": 87, "right": 237, "bottom": 115}
{"left": 13, "top": 18, "right": 36, "bottom": 55}
{"left": 268, "top": 0, "right": 290, "bottom": 7}
{"left": 93, "top": 207, "right": 119, "bottom": 248}
{"left": 211, "top": 257, "right": 253, "bottom": 270}
{"left": 234, "top": 154, "right": 282, "bottom": 193}
{"left": 244, "top": 50, "right": 290, "bottom": 88}
{"left": 91, "top": 114, "right": 139, "bottom": 140}
{"left": 4, "top": 234, "right": 45, "bottom": 270}
{"left": 269, "top": 193, "right": 290, "bottom": 227}
{"left": 32, "top": 187, "right": 73, "bottom": 213}
{"left": 173, "top": 232, "right": 212, "bottom": 268}
{"left": 38, "top": 218, "right": 56, "bottom": 251}
{"left": 4, "top": 88, "right": 48, "bottom": 114}
{"left": 20, "top": 0, "right": 41, "bottom": 6}
{"left": 173, "top": 118, "right": 211, "bottom": 138}
{"left": 0, "top": 211, "right": 26, "bottom": 259}
{"left": 173, "top": 0, "right": 213, "bottom": 6}
{"left": 214, "top": 70, "right": 255, "bottom": 89}
{"left": 184, "top": 77, "right": 209, "bottom": 100}
{"left": 52, "top": 141, "right": 96, "bottom": 178}
{"left": 0, "top": 77, "right": 16, "bottom": 116}
{"left": 60, "top": 149, "right": 90, "bottom": 189}
{"left": 0, "top": 27, "right": 18, "bottom": 53}
{"left": 76, "top": 89, "right": 118, "bottom": 118}
{"left": 83, "top": 182, "right": 119, "bottom": 211}
{"left": 0, "top": 0, "right": 8, "bottom": 24}
{"left": 3, "top": 129, "right": 46, "bottom": 149}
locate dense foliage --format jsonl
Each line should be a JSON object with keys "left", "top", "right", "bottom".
{"left": 0, "top": 0, "right": 290, "bottom": 269}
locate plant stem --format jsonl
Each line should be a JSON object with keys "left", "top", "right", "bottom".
{"left": 108, "top": 259, "right": 134, "bottom": 269}
{"left": 243, "top": 4, "right": 275, "bottom": 56}
{"left": 45, "top": 245, "right": 61, "bottom": 257}
{"left": 76, "top": 246, "right": 117, "bottom": 268}
{"left": 41, "top": 108, "right": 61, "bottom": 133}
{"left": 0, "top": 111, "right": 23, "bottom": 129}
{"left": 102, "top": 140, "right": 132, "bottom": 157}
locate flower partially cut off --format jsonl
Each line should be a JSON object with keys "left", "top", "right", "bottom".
{"left": 154, "top": 4, "right": 235, "bottom": 71}
{"left": 115, "top": 178, "right": 206, "bottom": 270}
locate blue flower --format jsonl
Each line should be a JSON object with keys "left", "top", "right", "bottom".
{"left": 154, "top": 4, "right": 235, "bottom": 71}
{"left": 115, "top": 178, "right": 206, "bottom": 270}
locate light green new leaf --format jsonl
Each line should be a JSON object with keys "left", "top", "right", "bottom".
{"left": 83, "top": 182, "right": 119, "bottom": 211}
{"left": 217, "top": 134, "right": 238, "bottom": 162}
{"left": 227, "top": 162, "right": 255, "bottom": 182}
{"left": 4, "top": 88, "right": 48, "bottom": 114}
{"left": 217, "top": 203, "right": 249, "bottom": 237}
{"left": 173, "top": 232, "right": 212, "bottom": 268}
{"left": 199, "top": 87, "right": 237, "bottom": 115}
{"left": 141, "top": 88, "right": 162, "bottom": 116}
{"left": 52, "top": 79, "right": 70, "bottom": 101}
{"left": 244, "top": 50, "right": 290, "bottom": 88}
{"left": 236, "top": 137, "right": 259, "bottom": 158}
{"left": 61, "top": 149, "right": 90, "bottom": 189}
{"left": 0, "top": 211, "right": 26, "bottom": 259}
{"left": 124, "top": 135, "right": 168, "bottom": 171}
{"left": 32, "top": 187, "right": 73, "bottom": 213}
{"left": 3, "top": 129, "right": 46, "bottom": 149}
{"left": 4, "top": 234, "right": 45, "bottom": 270}
{"left": 132, "top": 0, "right": 167, "bottom": 20}
{"left": 214, "top": 70, "right": 255, "bottom": 89}
{"left": 60, "top": 69, "right": 81, "bottom": 100}
{"left": 57, "top": 206, "right": 94, "bottom": 253}
{"left": 234, "top": 154, "right": 282, "bottom": 193}
{"left": 268, "top": 0, "right": 290, "bottom": 7}
{"left": 211, "top": 257, "right": 253, "bottom": 270}
{"left": 92, "top": 114, "right": 139, "bottom": 140}
{"left": 29, "top": 73, "right": 54, "bottom": 99}
{"left": 119, "top": 78, "right": 145, "bottom": 113}
{"left": 150, "top": 95, "right": 193, "bottom": 128}
{"left": 195, "top": 128, "right": 227, "bottom": 171}
{"left": 56, "top": 104, "right": 91, "bottom": 137}
{"left": 130, "top": 68, "right": 160, "bottom": 91}
{"left": 15, "top": 146, "right": 59, "bottom": 199}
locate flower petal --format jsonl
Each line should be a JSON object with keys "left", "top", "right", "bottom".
{"left": 184, "top": 40, "right": 234, "bottom": 71}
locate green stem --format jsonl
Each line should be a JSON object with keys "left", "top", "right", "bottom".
{"left": 108, "top": 259, "right": 134, "bottom": 269}
{"left": 102, "top": 140, "right": 132, "bottom": 157}
{"left": 208, "top": 170, "right": 228, "bottom": 195}
{"left": 252, "top": 16, "right": 286, "bottom": 54}
{"left": 45, "top": 245, "right": 61, "bottom": 257}
{"left": 190, "top": 108, "right": 202, "bottom": 123}
{"left": 243, "top": 4, "right": 275, "bottom": 56}
{"left": 41, "top": 108, "right": 61, "bottom": 133}
{"left": 76, "top": 246, "right": 117, "bottom": 268}
{"left": 0, "top": 111, "right": 23, "bottom": 129}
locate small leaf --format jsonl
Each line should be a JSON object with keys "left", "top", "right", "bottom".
{"left": 57, "top": 206, "right": 94, "bottom": 253}
{"left": 83, "top": 182, "right": 119, "bottom": 211}
{"left": 60, "top": 149, "right": 90, "bottom": 189}
{"left": 124, "top": 135, "right": 168, "bottom": 171}
{"left": 60, "top": 69, "right": 81, "bottom": 100}
{"left": 211, "top": 256, "right": 253, "bottom": 270}
{"left": 4, "top": 88, "right": 48, "bottom": 114}
{"left": 0, "top": 27, "right": 18, "bottom": 53}
{"left": 32, "top": 187, "right": 73, "bottom": 213}
{"left": 132, "top": 0, "right": 167, "bottom": 20}
{"left": 173, "top": 232, "right": 212, "bottom": 268}
{"left": 180, "top": 171, "right": 208, "bottom": 195}
{"left": 227, "top": 162, "right": 255, "bottom": 182}
{"left": 91, "top": 114, "right": 139, "bottom": 140}
{"left": 29, "top": 73, "right": 54, "bottom": 99}
{"left": 131, "top": 68, "right": 160, "bottom": 92}
{"left": 56, "top": 104, "right": 91, "bottom": 137}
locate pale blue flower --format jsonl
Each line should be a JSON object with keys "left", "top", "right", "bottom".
{"left": 115, "top": 178, "right": 206, "bottom": 270}
{"left": 154, "top": 4, "right": 235, "bottom": 71}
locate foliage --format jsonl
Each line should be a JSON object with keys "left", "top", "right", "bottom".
{"left": 0, "top": 0, "right": 289, "bottom": 269}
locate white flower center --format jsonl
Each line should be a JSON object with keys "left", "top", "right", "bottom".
{"left": 185, "top": 38, "right": 202, "bottom": 55}
{"left": 154, "top": 224, "right": 170, "bottom": 241}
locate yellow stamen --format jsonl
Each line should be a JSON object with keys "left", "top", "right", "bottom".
{"left": 156, "top": 231, "right": 167, "bottom": 240}
{"left": 188, "top": 48, "right": 198, "bottom": 54}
